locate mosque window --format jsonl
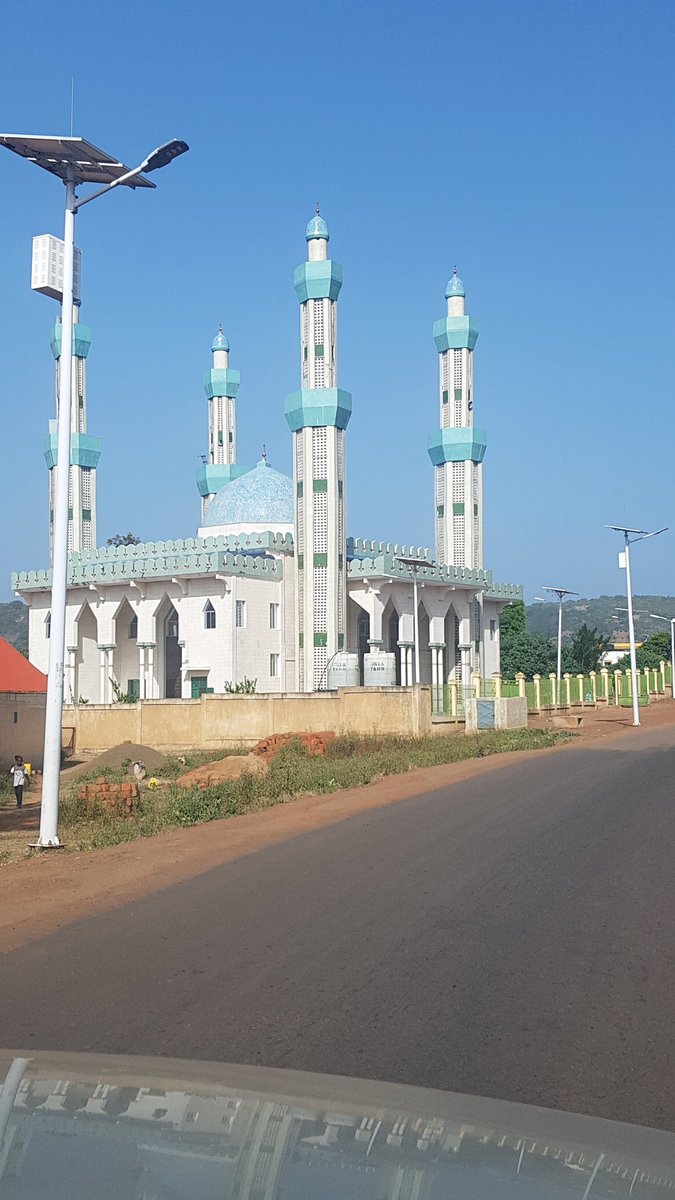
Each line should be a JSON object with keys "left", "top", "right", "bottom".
{"left": 312, "top": 427, "right": 328, "bottom": 479}
{"left": 313, "top": 299, "right": 324, "bottom": 343}
{"left": 204, "top": 602, "right": 216, "bottom": 630}
{"left": 453, "top": 349, "right": 462, "bottom": 388}
{"left": 218, "top": 431, "right": 223, "bottom": 446}
{"left": 315, "top": 343, "right": 324, "bottom": 357}
{"left": 129, "top": 616, "right": 138, "bottom": 640}
{"left": 236, "top": 600, "right": 246, "bottom": 628}
{"left": 270, "top": 653, "right": 280, "bottom": 678}
{"left": 270, "top": 603, "right": 280, "bottom": 630}
{"left": 45, "top": 611, "right": 51, "bottom": 639}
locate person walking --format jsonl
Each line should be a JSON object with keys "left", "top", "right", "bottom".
{"left": 9, "top": 755, "right": 28, "bottom": 808}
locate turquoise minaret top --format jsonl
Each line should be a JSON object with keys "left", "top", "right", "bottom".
{"left": 211, "top": 325, "right": 230, "bottom": 353}
{"left": 445, "top": 267, "right": 466, "bottom": 299}
{"left": 306, "top": 209, "right": 329, "bottom": 242}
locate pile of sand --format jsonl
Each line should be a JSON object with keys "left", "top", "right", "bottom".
{"left": 61, "top": 742, "right": 168, "bottom": 782}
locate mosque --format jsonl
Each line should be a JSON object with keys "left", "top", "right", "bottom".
{"left": 13, "top": 212, "right": 521, "bottom": 702}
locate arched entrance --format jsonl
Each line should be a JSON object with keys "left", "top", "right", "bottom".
{"left": 357, "top": 610, "right": 370, "bottom": 682}
{"left": 163, "top": 605, "right": 182, "bottom": 698}
{"left": 385, "top": 604, "right": 401, "bottom": 685}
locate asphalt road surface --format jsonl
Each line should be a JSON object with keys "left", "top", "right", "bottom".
{"left": 2, "top": 726, "right": 674, "bottom": 1131}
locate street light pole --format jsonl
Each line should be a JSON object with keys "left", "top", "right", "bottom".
{"left": 606, "top": 524, "right": 668, "bottom": 728}
{"left": 394, "top": 555, "right": 436, "bottom": 686}
{"left": 623, "top": 533, "right": 640, "bottom": 728}
{"left": 39, "top": 174, "right": 77, "bottom": 845}
{"left": 648, "top": 612, "right": 675, "bottom": 700}
{"left": 540, "top": 585, "right": 578, "bottom": 704}
{"left": 0, "top": 135, "right": 189, "bottom": 846}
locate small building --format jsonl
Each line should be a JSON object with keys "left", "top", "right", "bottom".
{"left": 0, "top": 635, "right": 47, "bottom": 768}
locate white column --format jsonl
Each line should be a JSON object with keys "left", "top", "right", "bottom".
{"left": 99, "top": 647, "right": 107, "bottom": 704}
{"left": 147, "top": 645, "right": 156, "bottom": 699}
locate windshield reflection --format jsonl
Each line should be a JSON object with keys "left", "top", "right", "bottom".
{"left": 1, "top": 1055, "right": 673, "bottom": 1199}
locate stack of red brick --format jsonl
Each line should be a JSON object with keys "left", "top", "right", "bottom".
{"left": 252, "top": 731, "right": 336, "bottom": 762}
{"left": 78, "top": 778, "right": 139, "bottom": 817}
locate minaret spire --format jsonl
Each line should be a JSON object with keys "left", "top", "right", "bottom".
{"left": 196, "top": 325, "right": 243, "bottom": 517}
{"left": 46, "top": 302, "right": 100, "bottom": 560}
{"left": 427, "top": 267, "right": 486, "bottom": 570}
{"left": 285, "top": 211, "right": 352, "bottom": 690}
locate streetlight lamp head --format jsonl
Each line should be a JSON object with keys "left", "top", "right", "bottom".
{"left": 141, "top": 139, "right": 189, "bottom": 173}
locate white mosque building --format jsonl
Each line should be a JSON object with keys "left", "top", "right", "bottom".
{"left": 13, "top": 212, "right": 521, "bottom": 702}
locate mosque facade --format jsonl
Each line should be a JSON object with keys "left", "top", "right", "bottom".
{"left": 13, "top": 213, "right": 521, "bottom": 702}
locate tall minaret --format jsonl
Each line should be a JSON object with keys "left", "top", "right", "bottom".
{"left": 197, "top": 326, "right": 243, "bottom": 518}
{"left": 285, "top": 209, "right": 352, "bottom": 691}
{"left": 45, "top": 306, "right": 100, "bottom": 560}
{"left": 427, "top": 268, "right": 486, "bottom": 569}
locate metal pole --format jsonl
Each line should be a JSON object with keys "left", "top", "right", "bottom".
{"left": 557, "top": 595, "right": 563, "bottom": 701}
{"left": 624, "top": 533, "right": 640, "bottom": 727}
{"left": 671, "top": 619, "right": 675, "bottom": 701}
{"left": 0, "top": 1058, "right": 31, "bottom": 1167}
{"left": 38, "top": 174, "right": 76, "bottom": 845}
{"left": 412, "top": 568, "right": 420, "bottom": 685}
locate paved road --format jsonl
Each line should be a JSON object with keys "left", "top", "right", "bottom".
{"left": 2, "top": 727, "right": 674, "bottom": 1130}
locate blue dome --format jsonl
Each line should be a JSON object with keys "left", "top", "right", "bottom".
{"left": 306, "top": 212, "right": 329, "bottom": 241}
{"left": 211, "top": 326, "right": 230, "bottom": 353}
{"left": 203, "top": 459, "right": 293, "bottom": 527}
{"left": 445, "top": 268, "right": 465, "bottom": 299}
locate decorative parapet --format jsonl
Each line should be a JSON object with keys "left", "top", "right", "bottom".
{"left": 347, "top": 537, "right": 522, "bottom": 598}
{"left": 44, "top": 431, "right": 102, "bottom": 470}
{"left": 432, "top": 315, "right": 479, "bottom": 352}
{"left": 197, "top": 463, "right": 250, "bottom": 498}
{"left": 348, "top": 552, "right": 490, "bottom": 589}
{"left": 427, "top": 427, "right": 487, "bottom": 465}
{"left": 50, "top": 322, "right": 91, "bottom": 359}
{"left": 348, "top": 537, "right": 432, "bottom": 562}
{"left": 483, "top": 581, "right": 523, "bottom": 601}
{"left": 12, "top": 531, "right": 294, "bottom": 592}
{"left": 284, "top": 387, "right": 352, "bottom": 431}
{"left": 293, "top": 259, "right": 343, "bottom": 303}
{"left": 203, "top": 367, "right": 240, "bottom": 400}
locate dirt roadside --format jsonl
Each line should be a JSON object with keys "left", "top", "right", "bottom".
{"left": 1, "top": 703, "right": 673, "bottom": 955}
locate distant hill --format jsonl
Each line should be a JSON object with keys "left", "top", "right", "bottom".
{"left": 526, "top": 596, "right": 675, "bottom": 644}
{"left": 0, "top": 601, "right": 29, "bottom": 656}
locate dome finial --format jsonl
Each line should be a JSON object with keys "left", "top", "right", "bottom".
{"left": 445, "top": 266, "right": 466, "bottom": 299}
{"left": 211, "top": 324, "right": 230, "bottom": 353}
{"left": 306, "top": 206, "right": 329, "bottom": 242}
{"left": 262, "top": 443, "right": 267, "bottom": 461}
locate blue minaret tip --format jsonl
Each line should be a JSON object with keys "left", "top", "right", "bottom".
{"left": 211, "top": 323, "right": 230, "bottom": 353}
{"left": 445, "top": 266, "right": 466, "bottom": 299}
{"left": 306, "top": 202, "right": 329, "bottom": 242}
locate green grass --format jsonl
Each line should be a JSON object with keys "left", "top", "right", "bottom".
{"left": 57, "top": 728, "right": 571, "bottom": 852}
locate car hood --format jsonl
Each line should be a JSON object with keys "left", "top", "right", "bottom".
{"left": 1, "top": 1051, "right": 674, "bottom": 1198}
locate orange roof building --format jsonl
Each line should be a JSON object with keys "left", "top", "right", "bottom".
{"left": 0, "top": 636, "right": 47, "bottom": 693}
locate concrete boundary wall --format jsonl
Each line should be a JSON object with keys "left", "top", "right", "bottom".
{"left": 1, "top": 694, "right": 47, "bottom": 769}
{"left": 64, "top": 686, "right": 432, "bottom": 754}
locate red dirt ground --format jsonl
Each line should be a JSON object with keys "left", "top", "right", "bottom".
{"left": 1, "top": 701, "right": 673, "bottom": 955}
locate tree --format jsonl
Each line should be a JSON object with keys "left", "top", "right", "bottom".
{"left": 614, "top": 630, "right": 671, "bottom": 672}
{"left": 500, "top": 600, "right": 526, "bottom": 640}
{"left": 565, "top": 623, "right": 610, "bottom": 674}
{"left": 501, "top": 632, "right": 557, "bottom": 679}
{"left": 106, "top": 532, "right": 141, "bottom": 547}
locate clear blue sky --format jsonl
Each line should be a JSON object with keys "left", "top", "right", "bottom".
{"left": 1, "top": 0, "right": 673, "bottom": 602}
